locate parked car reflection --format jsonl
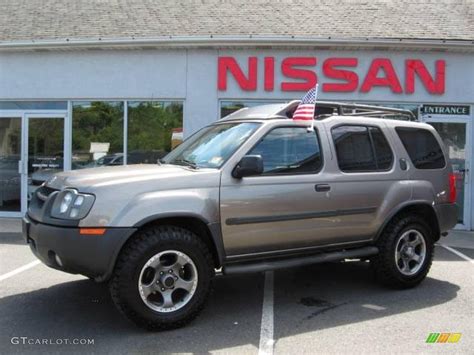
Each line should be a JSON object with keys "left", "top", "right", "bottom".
{"left": 0, "top": 155, "right": 21, "bottom": 211}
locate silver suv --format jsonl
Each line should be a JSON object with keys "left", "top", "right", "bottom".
{"left": 23, "top": 101, "right": 458, "bottom": 330}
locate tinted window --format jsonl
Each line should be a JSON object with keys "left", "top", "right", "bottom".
{"left": 369, "top": 127, "right": 393, "bottom": 170}
{"left": 248, "top": 127, "right": 322, "bottom": 174}
{"left": 332, "top": 125, "right": 393, "bottom": 172}
{"left": 332, "top": 126, "right": 375, "bottom": 171}
{"left": 396, "top": 127, "right": 445, "bottom": 169}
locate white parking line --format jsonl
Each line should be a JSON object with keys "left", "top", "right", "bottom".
{"left": 440, "top": 244, "right": 474, "bottom": 264}
{"left": 258, "top": 270, "right": 274, "bottom": 355}
{"left": 0, "top": 260, "right": 41, "bottom": 282}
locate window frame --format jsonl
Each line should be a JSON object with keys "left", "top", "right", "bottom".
{"left": 394, "top": 126, "right": 447, "bottom": 170}
{"left": 331, "top": 123, "right": 394, "bottom": 173}
{"left": 243, "top": 124, "right": 324, "bottom": 177}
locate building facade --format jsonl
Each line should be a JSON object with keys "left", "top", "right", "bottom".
{"left": 0, "top": 1, "right": 473, "bottom": 229}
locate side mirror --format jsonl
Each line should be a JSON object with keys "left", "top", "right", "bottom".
{"left": 232, "top": 155, "right": 264, "bottom": 178}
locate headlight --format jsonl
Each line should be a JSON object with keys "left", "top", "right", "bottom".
{"left": 51, "top": 189, "right": 95, "bottom": 220}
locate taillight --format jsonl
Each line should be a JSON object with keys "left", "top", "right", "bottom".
{"left": 448, "top": 173, "right": 457, "bottom": 203}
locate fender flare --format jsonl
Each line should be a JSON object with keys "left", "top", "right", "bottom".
{"left": 374, "top": 200, "right": 440, "bottom": 242}
{"left": 134, "top": 212, "right": 226, "bottom": 265}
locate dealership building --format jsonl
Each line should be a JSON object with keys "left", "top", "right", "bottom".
{"left": 0, "top": 0, "right": 473, "bottom": 230}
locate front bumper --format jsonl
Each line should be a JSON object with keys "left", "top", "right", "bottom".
{"left": 23, "top": 215, "right": 136, "bottom": 282}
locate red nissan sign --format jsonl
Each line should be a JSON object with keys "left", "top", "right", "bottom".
{"left": 217, "top": 56, "right": 445, "bottom": 94}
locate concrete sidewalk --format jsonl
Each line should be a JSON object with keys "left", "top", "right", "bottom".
{"left": 1, "top": 217, "right": 473, "bottom": 249}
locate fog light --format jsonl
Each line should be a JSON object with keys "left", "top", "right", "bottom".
{"left": 54, "top": 254, "right": 63, "bottom": 267}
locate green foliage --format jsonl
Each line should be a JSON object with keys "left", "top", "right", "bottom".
{"left": 128, "top": 102, "right": 183, "bottom": 152}
{"left": 72, "top": 101, "right": 124, "bottom": 152}
{"left": 72, "top": 101, "right": 183, "bottom": 160}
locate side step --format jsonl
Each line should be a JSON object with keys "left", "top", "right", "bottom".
{"left": 223, "top": 246, "right": 379, "bottom": 275}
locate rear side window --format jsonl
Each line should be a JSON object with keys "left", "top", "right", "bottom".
{"left": 395, "top": 127, "right": 446, "bottom": 169}
{"left": 331, "top": 125, "right": 393, "bottom": 172}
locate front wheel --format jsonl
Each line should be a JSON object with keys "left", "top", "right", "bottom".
{"left": 109, "top": 225, "right": 214, "bottom": 330}
{"left": 371, "top": 215, "right": 434, "bottom": 289}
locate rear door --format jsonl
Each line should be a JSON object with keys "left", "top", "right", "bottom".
{"left": 319, "top": 120, "right": 410, "bottom": 242}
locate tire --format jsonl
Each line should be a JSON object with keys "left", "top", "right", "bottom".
{"left": 371, "top": 214, "right": 434, "bottom": 289}
{"left": 109, "top": 225, "right": 214, "bottom": 330}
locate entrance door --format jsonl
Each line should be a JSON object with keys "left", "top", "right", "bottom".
{"left": 24, "top": 114, "right": 65, "bottom": 210}
{"left": 0, "top": 117, "right": 22, "bottom": 215}
{"left": 423, "top": 119, "right": 471, "bottom": 229}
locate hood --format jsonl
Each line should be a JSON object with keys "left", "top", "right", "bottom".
{"left": 46, "top": 164, "right": 219, "bottom": 192}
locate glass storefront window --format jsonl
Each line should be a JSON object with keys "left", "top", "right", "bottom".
{"left": 0, "top": 117, "right": 21, "bottom": 212}
{"left": 127, "top": 101, "right": 183, "bottom": 164}
{"left": 72, "top": 101, "right": 124, "bottom": 169}
{"left": 220, "top": 100, "right": 287, "bottom": 118}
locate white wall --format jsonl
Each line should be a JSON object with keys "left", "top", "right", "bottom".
{"left": 1, "top": 47, "right": 473, "bottom": 129}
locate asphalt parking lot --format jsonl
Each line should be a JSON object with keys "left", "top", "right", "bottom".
{"left": 0, "top": 231, "right": 473, "bottom": 355}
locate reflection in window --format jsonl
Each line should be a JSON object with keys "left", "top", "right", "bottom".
{"left": 72, "top": 101, "right": 124, "bottom": 169}
{"left": 163, "top": 122, "right": 260, "bottom": 169}
{"left": 249, "top": 127, "right": 322, "bottom": 174}
{"left": 127, "top": 101, "right": 183, "bottom": 164}
{"left": 332, "top": 126, "right": 376, "bottom": 172}
{"left": 220, "top": 100, "right": 287, "bottom": 118}
{"left": 395, "top": 127, "right": 445, "bottom": 169}
{"left": 0, "top": 117, "right": 21, "bottom": 211}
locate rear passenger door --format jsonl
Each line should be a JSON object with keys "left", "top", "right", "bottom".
{"left": 321, "top": 122, "right": 410, "bottom": 244}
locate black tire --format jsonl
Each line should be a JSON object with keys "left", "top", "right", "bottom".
{"left": 371, "top": 214, "right": 434, "bottom": 289}
{"left": 109, "top": 225, "right": 214, "bottom": 330}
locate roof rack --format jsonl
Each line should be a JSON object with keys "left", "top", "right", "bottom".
{"left": 302, "top": 101, "right": 417, "bottom": 121}
{"left": 221, "top": 100, "right": 417, "bottom": 121}
{"left": 315, "top": 101, "right": 416, "bottom": 121}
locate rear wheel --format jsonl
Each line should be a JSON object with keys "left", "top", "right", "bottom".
{"left": 110, "top": 225, "right": 214, "bottom": 330}
{"left": 371, "top": 215, "right": 434, "bottom": 288}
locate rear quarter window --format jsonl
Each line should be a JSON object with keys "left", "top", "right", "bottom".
{"left": 395, "top": 127, "right": 446, "bottom": 169}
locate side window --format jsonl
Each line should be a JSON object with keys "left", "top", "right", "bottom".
{"left": 332, "top": 125, "right": 393, "bottom": 172}
{"left": 395, "top": 127, "right": 446, "bottom": 169}
{"left": 248, "top": 127, "right": 322, "bottom": 174}
{"left": 369, "top": 127, "right": 393, "bottom": 170}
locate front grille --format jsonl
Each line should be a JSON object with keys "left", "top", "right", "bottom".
{"left": 36, "top": 185, "right": 58, "bottom": 203}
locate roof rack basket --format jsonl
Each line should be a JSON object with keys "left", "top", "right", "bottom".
{"left": 311, "top": 101, "right": 417, "bottom": 121}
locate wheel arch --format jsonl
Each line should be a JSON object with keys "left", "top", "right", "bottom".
{"left": 375, "top": 202, "right": 441, "bottom": 242}
{"left": 132, "top": 214, "right": 225, "bottom": 268}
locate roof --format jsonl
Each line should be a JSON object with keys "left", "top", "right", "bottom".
{"left": 0, "top": 0, "right": 473, "bottom": 49}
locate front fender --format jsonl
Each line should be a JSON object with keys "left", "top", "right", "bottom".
{"left": 110, "top": 188, "right": 220, "bottom": 227}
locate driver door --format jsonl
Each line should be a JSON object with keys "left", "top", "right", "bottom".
{"left": 220, "top": 123, "right": 332, "bottom": 257}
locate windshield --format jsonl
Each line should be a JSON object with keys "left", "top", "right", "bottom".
{"left": 162, "top": 122, "right": 260, "bottom": 169}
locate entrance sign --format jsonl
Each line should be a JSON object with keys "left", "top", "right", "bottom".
{"left": 422, "top": 105, "right": 470, "bottom": 116}
{"left": 218, "top": 56, "right": 446, "bottom": 95}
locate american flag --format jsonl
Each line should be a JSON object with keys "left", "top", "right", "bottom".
{"left": 293, "top": 84, "right": 318, "bottom": 121}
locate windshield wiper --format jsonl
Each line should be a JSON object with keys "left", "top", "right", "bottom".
{"left": 172, "top": 159, "right": 199, "bottom": 169}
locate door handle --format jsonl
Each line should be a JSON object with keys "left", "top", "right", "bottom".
{"left": 315, "top": 184, "right": 331, "bottom": 192}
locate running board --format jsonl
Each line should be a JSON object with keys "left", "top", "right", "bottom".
{"left": 223, "top": 246, "right": 379, "bottom": 275}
